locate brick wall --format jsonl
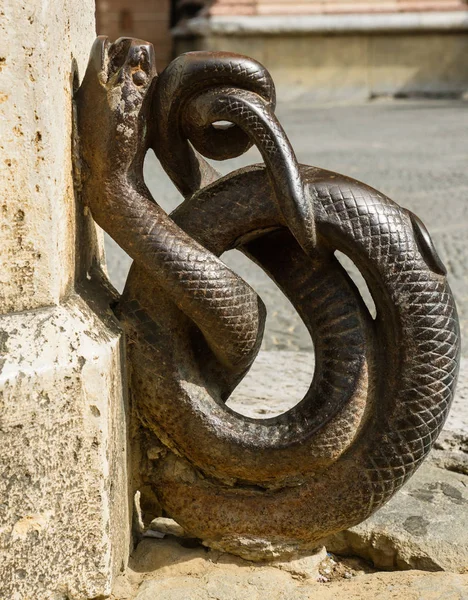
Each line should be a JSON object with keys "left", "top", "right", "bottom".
{"left": 95, "top": 0, "right": 172, "bottom": 71}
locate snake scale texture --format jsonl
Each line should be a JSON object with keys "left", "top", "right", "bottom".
{"left": 76, "top": 36, "right": 460, "bottom": 560}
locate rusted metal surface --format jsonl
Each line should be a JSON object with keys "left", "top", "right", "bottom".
{"left": 76, "top": 37, "right": 460, "bottom": 560}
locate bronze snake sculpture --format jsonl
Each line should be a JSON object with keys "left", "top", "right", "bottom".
{"left": 76, "top": 37, "right": 460, "bottom": 560}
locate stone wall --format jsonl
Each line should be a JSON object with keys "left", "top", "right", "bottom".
{"left": 0, "top": 1, "right": 130, "bottom": 598}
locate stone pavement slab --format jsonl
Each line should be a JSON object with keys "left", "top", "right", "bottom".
{"left": 131, "top": 569, "right": 468, "bottom": 600}
{"left": 113, "top": 536, "right": 468, "bottom": 600}
{"left": 104, "top": 99, "right": 468, "bottom": 355}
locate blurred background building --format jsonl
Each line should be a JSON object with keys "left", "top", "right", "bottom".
{"left": 96, "top": 0, "right": 173, "bottom": 70}
{"left": 95, "top": 0, "right": 468, "bottom": 98}
{"left": 95, "top": 0, "right": 468, "bottom": 355}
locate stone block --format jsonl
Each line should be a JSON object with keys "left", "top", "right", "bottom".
{"left": 0, "top": 293, "right": 130, "bottom": 599}
{"left": 369, "top": 33, "right": 468, "bottom": 97}
{"left": 0, "top": 0, "right": 102, "bottom": 315}
{"left": 323, "top": 462, "right": 468, "bottom": 572}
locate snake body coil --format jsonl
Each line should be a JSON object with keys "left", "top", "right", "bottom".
{"left": 77, "top": 38, "right": 460, "bottom": 560}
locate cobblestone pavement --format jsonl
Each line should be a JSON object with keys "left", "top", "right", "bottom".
{"left": 104, "top": 98, "right": 468, "bottom": 355}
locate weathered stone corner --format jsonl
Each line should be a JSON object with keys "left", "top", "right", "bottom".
{"left": 0, "top": 294, "right": 130, "bottom": 599}
{"left": 0, "top": 0, "right": 131, "bottom": 597}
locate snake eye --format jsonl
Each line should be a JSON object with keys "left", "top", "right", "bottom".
{"left": 408, "top": 210, "right": 447, "bottom": 276}
{"left": 133, "top": 70, "right": 147, "bottom": 86}
{"left": 139, "top": 49, "right": 150, "bottom": 73}
{"left": 108, "top": 38, "right": 132, "bottom": 78}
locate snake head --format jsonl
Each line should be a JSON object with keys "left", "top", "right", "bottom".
{"left": 407, "top": 210, "right": 447, "bottom": 276}
{"left": 76, "top": 36, "right": 157, "bottom": 183}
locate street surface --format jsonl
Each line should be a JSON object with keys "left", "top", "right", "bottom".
{"left": 105, "top": 98, "right": 468, "bottom": 355}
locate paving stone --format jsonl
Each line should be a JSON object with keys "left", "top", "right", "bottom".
{"left": 323, "top": 462, "right": 468, "bottom": 573}
{"left": 430, "top": 429, "right": 468, "bottom": 476}
{"left": 132, "top": 572, "right": 468, "bottom": 600}
{"left": 113, "top": 536, "right": 468, "bottom": 600}
{"left": 227, "top": 352, "right": 468, "bottom": 435}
